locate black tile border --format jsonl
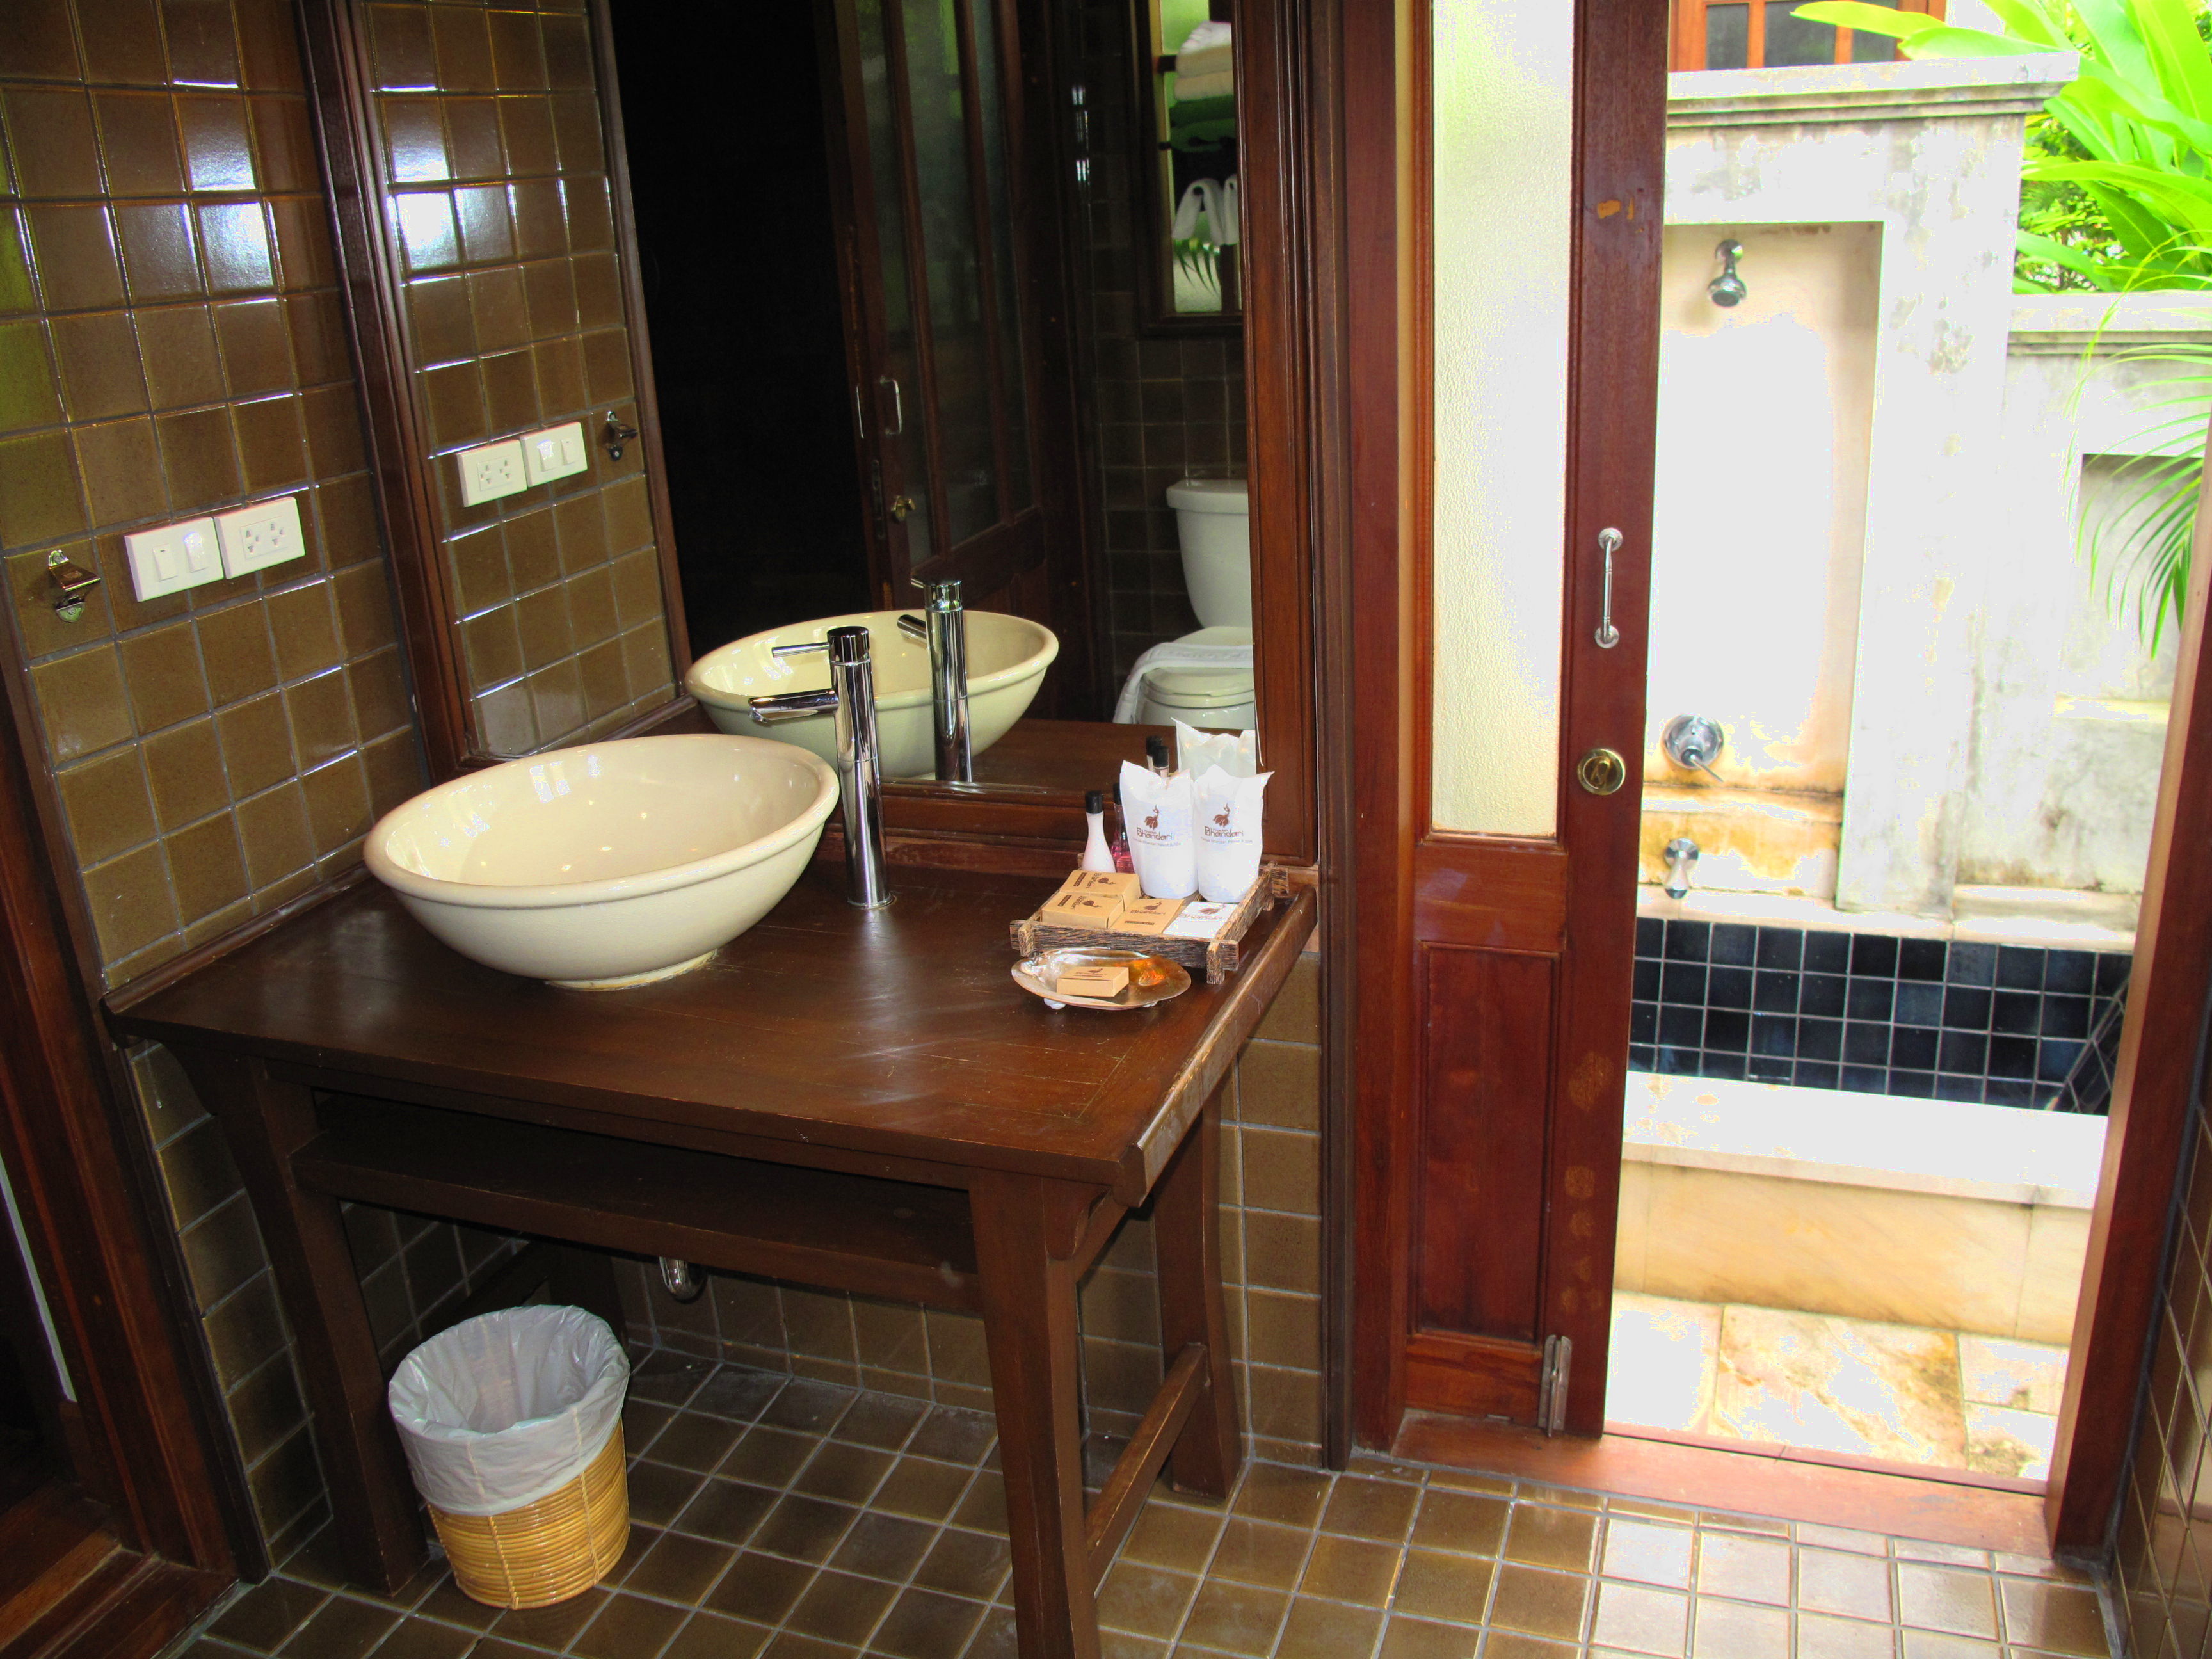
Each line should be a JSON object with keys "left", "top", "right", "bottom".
{"left": 1629, "top": 917, "right": 2129, "bottom": 1113}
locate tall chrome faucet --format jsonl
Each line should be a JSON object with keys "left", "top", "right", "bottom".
{"left": 897, "top": 577, "right": 972, "bottom": 783}
{"left": 748, "top": 625, "right": 892, "bottom": 909}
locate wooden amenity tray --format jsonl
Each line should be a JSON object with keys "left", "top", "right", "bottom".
{"left": 1009, "top": 867, "right": 1290, "bottom": 984}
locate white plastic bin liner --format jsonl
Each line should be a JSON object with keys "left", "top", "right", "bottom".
{"left": 387, "top": 1306, "right": 629, "bottom": 1517}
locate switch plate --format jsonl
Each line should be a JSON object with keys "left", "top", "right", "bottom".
{"left": 124, "top": 517, "right": 223, "bottom": 600}
{"left": 214, "top": 494, "right": 305, "bottom": 578}
{"left": 456, "top": 438, "right": 527, "bottom": 505}
{"left": 521, "top": 421, "right": 589, "bottom": 486}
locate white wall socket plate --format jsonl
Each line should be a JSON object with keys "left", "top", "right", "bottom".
{"left": 522, "top": 421, "right": 589, "bottom": 486}
{"left": 457, "top": 438, "right": 527, "bottom": 505}
{"left": 124, "top": 517, "right": 223, "bottom": 600}
{"left": 215, "top": 494, "right": 305, "bottom": 578}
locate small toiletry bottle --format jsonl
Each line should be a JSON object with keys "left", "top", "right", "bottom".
{"left": 1080, "top": 789, "right": 1115, "bottom": 872}
{"left": 1146, "top": 734, "right": 1173, "bottom": 776}
{"left": 1110, "top": 783, "right": 1135, "bottom": 872}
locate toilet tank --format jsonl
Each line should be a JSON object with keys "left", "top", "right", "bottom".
{"left": 1166, "top": 478, "right": 1251, "bottom": 628}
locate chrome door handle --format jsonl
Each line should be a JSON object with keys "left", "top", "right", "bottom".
{"left": 1595, "top": 528, "right": 1621, "bottom": 649}
{"left": 879, "top": 375, "right": 904, "bottom": 437}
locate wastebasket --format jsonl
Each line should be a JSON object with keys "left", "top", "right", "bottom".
{"left": 387, "top": 1305, "right": 630, "bottom": 1609}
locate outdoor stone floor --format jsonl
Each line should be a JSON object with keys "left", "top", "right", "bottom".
{"left": 1607, "top": 1294, "right": 2069, "bottom": 1480}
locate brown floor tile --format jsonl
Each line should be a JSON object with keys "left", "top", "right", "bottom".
{"left": 1604, "top": 1518, "right": 1695, "bottom": 1589}
{"left": 905, "top": 1407, "right": 995, "bottom": 1464}
{"left": 1695, "top": 1532, "right": 1790, "bottom": 1607}
{"left": 1298, "top": 1532, "right": 1403, "bottom": 1607}
{"left": 959, "top": 1607, "right": 1020, "bottom": 1659}
{"left": 791, "top": 1441, "right": 892, "bottom": 1505}
{"left": 1487, "top": 1564, "right": 1591, "bottom": 1642}
{"left": 950, "top": 1475, "right": 1007, "bottom": 1537}
{"left": 1895, "top": 1563, "right": 1998, "bottom": 1639}
{"left": 1409, "top": 1489, "right": 1508, "bottom": 1558}
{"left": 751, "top": 1493, "right": 860, "bottom": 1565}
{"left": 1689, "top": 1594, "right": 1790, "bottom": 1658}
{"left": 869, "top": 1455, "right": 973, "bottom": 1523}
{"left": 723, "top": 1426, "right": 819, "bottom": 1489}
{"left": 660, "top": 1611, "right": 771, "bottom": 1659}
{"left": 1589, "top": 1579, "right": 1688, "bottom": 1656}
{"left": 625, "top": 1530, "right": 736, "bottom": 1603}
{"left": 1896, "top": 1635, "right": 1999, "bottom": 1658}
{"left": 831, "top": 1391, "right": 927, "bottom": 1450}
{"left": 913, "top": 1528, "right": 1013, "bottom": 1602}
{"left": 568, "top": 1593, "right": 686, "bottom": 1659}
{"left": 409, "top": 1579, "right": 504, "bottom": 1631}
{"left": 1484, "top": 1635, "right": 1579, "bottom": 1659}
{"left": 363, "top": 1619, "right": 474, "bottom": 1659}
{"left": 1100, "top": 1633, "right": 1170, "bottom": 1659}
{"left": 1795, "top": 1612, "right": 1901, "bottom": 1659}
{"left": 647, "top": 1412, "right": 746, "bottom": 1474}
{"left": 1176, "top": 1576, "right": 1289, "bottom": 1654}
{"left": 1203, "top": 1518, "right": 1310, "bottom": 1591}
{"left": 212, "top": 1576, "right": 330, "bottom": 1649}
{"left": 490, "top": 1587, "right": 607, "bottom": 1652}
{"left": 1121, "top": 1501, "right": 1225, "bottom": 1573}
{"left": 1375, "top": 1614, "right": 1482, "bottom": 1659}
{"left": 625, "top": 1461, "right": 706, "bottom": 1528}
{"left": 670, "top": 1478, "right": 778, "bottom": 1548}
{"left": 826, "top": 1509, "right": 935, "bottom": 1582}
{"left": 759, "top": 1634, "right": 857, "bottom": 1659}
{"left": 705, "top": 1551, "right": 815, "bottom": 1626}
{"left": 1799, "top": 1549, "right": 1896, "bottom": 1623}
{"left": 867, "top": 1588, "right": 987, "bottom": 1659}
{"left": 1503, "top": 1504, "right": 1599, "bottom": 1573}
{"left": 1278, "top": 1595, "right": 1383, "bottom": 1653}
{"left": 1320, "top": 1475, "right": 1421, "bottom": 1543}
{"left": 781, "top": 1568, "right": 897, "bottom": 1646}
{"left": 1231, "top": 1464, "right": 1332, "bottom": 1530}
{"left": 1391, "top": 1548, "right": 1495, "bottom": 1624}
{"left": 1999, "top": 1578, "right": 2110, "bottom": 1656}
{"left": 276, "top": 1596, "right": 398, "bottom": 1659}
{"left": 1097, "top": 1562, "right": 1200, "bottom": 1639}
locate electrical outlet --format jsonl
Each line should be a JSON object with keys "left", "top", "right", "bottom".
{"left": 521, "top": 421, "right": 589, "bottom": 486}
{"left": 457, "top": 438, "right": 527, "bottom": 505}
{"left": 215, "top": 495, "right": 306, "bottom": 578}
{"left": 124, "top": 517, "right": 223, "bottom": 600}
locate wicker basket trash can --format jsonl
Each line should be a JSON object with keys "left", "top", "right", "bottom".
{"left": 387, "top": 1305, "right": 630, "bottom": 1609}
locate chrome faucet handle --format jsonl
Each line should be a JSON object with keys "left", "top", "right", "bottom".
{"left": 771, "top": 639, "right": 830, "bottom": 660}
{"left": 896, "top": 614, "right": 928, "bottom": 643}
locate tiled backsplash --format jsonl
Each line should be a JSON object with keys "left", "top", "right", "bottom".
{"left": 1630, "top": 918, "right": 2131, "bottom": 1112}
{"left": 611, "top": 956, "right": 1326, "bottom": 1468}
{"left": 360, "top": 0, "right": 678, "bottom": 754}
{"left": 1067, "top": 0, "right": 1247, "bottom": 689}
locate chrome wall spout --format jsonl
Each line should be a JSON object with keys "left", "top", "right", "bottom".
{"left": 1661, "top": 714, "right": 1727, "bottom": 783}
{"left": 659, "top": 1258, "right": 701, "bottom": 1301}
{"left": 1663, "top": 837, "right": 1701, "bottom": 901}
{"left": 748, "top": 624, "right": 893, "bottom": 909}
{"left": 898, "top": 577, "right": 972, "bottom": 783}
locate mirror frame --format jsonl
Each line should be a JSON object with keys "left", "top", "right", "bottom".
{"left": 1131, "top": 0, "right": 1245, "bottom": 335}
{"left": 301, "top": 0, "right": 1317, "bottom": 867}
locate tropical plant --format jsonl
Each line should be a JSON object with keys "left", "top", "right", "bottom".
{"left": 1799, "top": 0, "right": 2212, "bottom": 654}
{"left": 1797, "top": 0, "right": 2212, "bottom": 293}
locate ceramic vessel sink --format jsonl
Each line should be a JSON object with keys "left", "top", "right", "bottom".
{"left": 364, "top": 734, "right": 838, "bottom": 988}
{"left": 685, "top": 609, "right": 1059, "bottom": 780}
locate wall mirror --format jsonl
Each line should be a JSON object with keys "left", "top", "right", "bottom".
{"left": 316, "top": 0, "right": 1312, "bottom": 859}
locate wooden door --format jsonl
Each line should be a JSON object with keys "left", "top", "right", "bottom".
{"left": 1352, "top": 0, "right": 1667, "bottom": 1443}
{"left": 820, "top": 0, "right": 1082, "bottom": 639}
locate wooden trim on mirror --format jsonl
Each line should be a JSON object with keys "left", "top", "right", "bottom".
{"left": 296, "top": 0, "right": 475, "bottom": 783}
{"left": 1128, "top": 0, "right": 1242, "bottom": 335}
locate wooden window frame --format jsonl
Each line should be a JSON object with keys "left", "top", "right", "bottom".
{"left": 1669, "top": 0, "right": 1946, "bottom": 73}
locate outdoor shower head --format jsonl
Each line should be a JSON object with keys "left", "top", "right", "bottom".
{"left": 1709, "top": 239, "right": 1747, "bottom": 307}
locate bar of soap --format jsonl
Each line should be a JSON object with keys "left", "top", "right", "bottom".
{"left": 1053, "top": 962, "right": 1130, "bottom": 998}
{"left": 1060, "top": 870, "right": 1142, "bottom": 903}
{"left": 1162, "top": 900, "right": 1237, "bottom": 940}
{"left": 1040, "top": 888, "right": 1125, "bottom": 926}
{"left": 1109, "top": 898, "right": 1184, "bottom": 936}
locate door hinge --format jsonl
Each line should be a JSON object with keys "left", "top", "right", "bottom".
{"left": 1536, "top": 1334, "right": 1571, "bottom": 1437}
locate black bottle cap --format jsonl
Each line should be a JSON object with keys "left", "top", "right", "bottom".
{"left": 1086, "top": 790, "right": 1104, "bottom": 814}
{"left": 1146, "top": 734, "right": 1170, "bottom": 767}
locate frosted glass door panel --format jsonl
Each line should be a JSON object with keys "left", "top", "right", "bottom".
{"left": 1429, "top": 0, "right": 1573, "bottom": 837}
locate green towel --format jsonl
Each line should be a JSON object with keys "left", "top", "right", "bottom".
{"left": 1169, "top": 93, "right": 1237, "bottom": 126}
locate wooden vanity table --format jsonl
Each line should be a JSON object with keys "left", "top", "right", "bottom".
{"left": 111, "top": 865, "right": 1314, "bottom": 1659}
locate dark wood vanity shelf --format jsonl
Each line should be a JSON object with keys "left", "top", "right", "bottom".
{"left": 110, "top": 864, "right": 1314, "bottom": 1659}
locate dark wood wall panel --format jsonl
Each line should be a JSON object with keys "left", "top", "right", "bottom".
{"left": 1414, "top": 944, "right": 1557, "bottom": 1341}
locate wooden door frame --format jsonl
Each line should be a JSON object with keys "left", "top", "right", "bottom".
{"left": 0, "top": 633, "right": 253, "bottom": 1578}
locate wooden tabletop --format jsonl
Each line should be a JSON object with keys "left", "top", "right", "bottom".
{"left": 113, "top": 867, "right": 1314, "bottom": 1205}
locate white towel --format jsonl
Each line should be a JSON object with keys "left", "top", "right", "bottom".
{"left": 1114, "top": 639, "right": 1254, "bottom": 724}
{"left": 1174, "top": 44, "right": 1233, "bottom": 81}
{"left": 1171, "top": 68, "right": 1234, "bottom": 100}
{"left": 1178, "top": 20, "right": 1232, "bottom": 54}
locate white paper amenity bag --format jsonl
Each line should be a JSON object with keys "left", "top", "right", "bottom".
{"left": 1174, "top": 719, "right": 1258, "bottom": 779}
{"left": 1194, "top": 765, "right": 1270, "bottom": 902}
{"left": 1120, "top": 760, "right": 1197, "bottom": 899}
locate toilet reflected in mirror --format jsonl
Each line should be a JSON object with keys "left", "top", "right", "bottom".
{"left": 605, "top": 0, "right": 1254, "bottom": 800}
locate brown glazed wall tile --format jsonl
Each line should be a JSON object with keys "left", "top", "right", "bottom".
{"left": 284, "top": 664, "right": 357, "bottom": 769}
{"left": 141, "top": 717, "right": 228, "bottom": 828}
{"left": 57, "top": 746, "right": 157, "bottom": 865}
{"left": 74, "top": 415, "right": 168, "bottom": 526}
{"left": 0, "top": 430, "right": 88, "bottom": 546}
{"left": 214, "top": 296, "right": 294, "bottom": 396}
{"left": 0, "top": 321, "right": 62, "bottom": 433}
{"left": 196, "top": 597, "right": 279, "bottom": 701}
{"left": 113, "top": 201, "right": 204, "bottom": 305}
{"left": 232, "top": 389, "right": 306, "bottom": 489}
{"left": 136, "top": 304, "right": 226, "bottom": 408}
{"left": 33, "top": 643, "right": 134, "bottom": 760}
{"left": 0, "top": 4, "right": 83, "bottom": 79}
{"left": 167, "top": 806, "right": 248, "bottom": 922}
{"left": 157, "top": 405, "right": 243, "bottom": 508}
{"left": 26, "top": 204, "right": 128, "bottom": 313}
{"left": 198, "top": 198, "right": 274, "bottom": 293}
{"left": 74, "top": 0, "right": 168, "bottom": 85}
{"left": 116, "top": 618, "right": 211, "bottom": 731}
{"left": 93, "top": 92, "right": 187, "bottom": 197}
{"left": 234, "top": 780, "right": 312, "bottom": 885}
{"left": 52, "top": 310, "right": 152, "bottom": 421}
{"left": 163, "top": 0, "right": 243, "bottom": 88}
{"left": 251, "top": 97, "right": 319, "bottom": 195}
{"left": 177, "top": 95, "right": 257, "bottom": 193}
{"left": 83, "top": 837, "right": 179, "bottom": 959}
{"left": 266, "top": 577, "right": 341, "bottom": 678}
{"left": 5, "top": 86, "right": 103, "bottom": 196}
{"left": 214, "top": 690, "right": 295, "bottom": 796}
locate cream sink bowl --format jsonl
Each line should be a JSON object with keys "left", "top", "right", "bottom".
{"left": 364, "top": 734, "right": 838, "bottom": 988}
{"left": 685, "top": 609, "right": 1059, "bottom": 780}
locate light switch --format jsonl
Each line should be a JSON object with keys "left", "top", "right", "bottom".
{"left": 456, "top": 438, "right": 527, "bottom": 505}
{"left": 215, "top": 494, "right": 306, "bottom": 578}
{"left": 521, "top": 421, "right": 589, "bottom": 486}
{"left": 124, "top": 517, "right": 223, "bottom": 600}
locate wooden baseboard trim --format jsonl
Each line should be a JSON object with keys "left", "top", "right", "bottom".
{"left": 1391, "top": 1414, "right": 2053, "bottom": 1557}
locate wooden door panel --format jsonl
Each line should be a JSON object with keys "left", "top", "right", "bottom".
{"left": 1415, "top": 944, "right": 1555, "bottom": 1340}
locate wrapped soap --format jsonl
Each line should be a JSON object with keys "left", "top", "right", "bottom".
{"left": 1175, "top": 719, "right": 1258, "bottom": 779}
{"left": 1040, "top": 888, "right": 1125, "bottom": 926}
{"left": 1194, "top": 765, "right": 1270, "bottom": 902}
{"left": 1060, "top": 870, "right": 1142, "bottom": 903}
{"left": 1108, "top": 897, "right": 1185, "bottom": 936}
{"left": 1119, "top": 760, "right": 1196, "bottom": 900}
{"left": 1163, "top": 900, "right": 1237, "bottom": 940}
{"left": 1054, "top": 961, "right": 1130, "bottom": 999}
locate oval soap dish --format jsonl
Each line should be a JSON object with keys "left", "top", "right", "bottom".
{"left": 1013, "top": 949, "right": 1192, "bottom": 1012}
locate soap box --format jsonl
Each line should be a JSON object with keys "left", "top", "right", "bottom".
{"left": 1163, "top": 901, "right": 1238, "bottom": 940}
{"left": 1053, "top": 962, "right": 1130, "bottom": 999}
{"left": 1060, "top": 870, "right": 1142, "bottom": 903}
{"left": 1108, "top": 898, "right": 1184, "bottom": 936}
{"left": 1039, "top": 888, "right": 1125, "bottom": 926}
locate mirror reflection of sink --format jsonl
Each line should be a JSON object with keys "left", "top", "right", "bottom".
{"left": 685, "top": 609, "right": 1059, "bottom": 780}
{"left": 363, "top": 735, "right": 838, "bottom": 989}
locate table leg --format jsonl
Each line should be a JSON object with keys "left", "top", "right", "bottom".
{"left": 971, "top": 1171, "right": 1098, "bottom": 1659}
{"left": 1153, "top": 1091, "right": 1240, "bottom": 1497}
{"left": 178, "top": 1052, "right": 426, "bottom": 1592}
